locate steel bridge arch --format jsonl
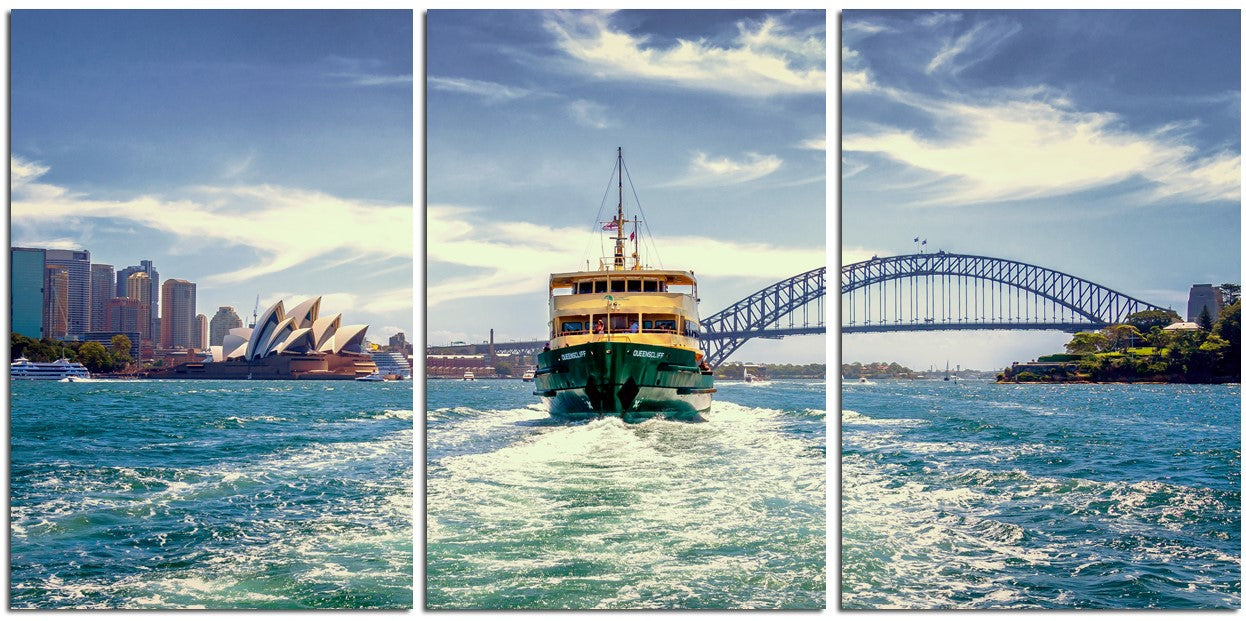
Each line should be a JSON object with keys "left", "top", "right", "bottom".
{"left": 701, "top": 266, "right": 826, "bottom": 367}
{"left": 841, "top": 253, "right": 1166, "bottom": 332}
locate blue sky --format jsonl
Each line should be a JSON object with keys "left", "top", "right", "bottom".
{"left": 842, "top": 10, "right": 1241, "bottom": 370}
{"left": 11, "top": 10, "right": 413, "bottom": 341}
{"left": 427, "top": 9, "right": 827, "bottom": 364}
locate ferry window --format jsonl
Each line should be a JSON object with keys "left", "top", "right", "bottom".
{"left": 611, "top": 280, "right": 625, "bottom": 292}
{"left": 610, "top": 315, "right": 635, "bottom": 332}
{"left": 659, "top": 281, "right": 668, "bottom": 292}
{"left": 652, "top": 318, "right": 677, "bottom": 333}
{"left": 626, "top": 280, "right": 641, "bottom": 292}
{"left": 668, "top": 284, "right": 694, "bottom": 295}
{"left": 642, "top": 280, "right": 658, "bottom": 292}
{"left": 594, "top": 281, "right": 607, "bottom": 293}
{"left": 684, "top": 320, "right": 699, "bottom": 338}
{"left": 552, "top": 286, "right": 572, "bottom": 296}
{"left": 576, "top": 282, "right": 593, "bottom": 294}
{"left": 642, "top": 320, "right": 653, "bottom": 330}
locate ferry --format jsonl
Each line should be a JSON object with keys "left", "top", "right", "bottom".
{"left": 355, "top": 372, "right": 385, "bottom": 382}
{"left": 533, "top": 148, "right": 715, "bottom": 422}
{"left": 11, "top": 357, "right": 91, "bottom": 381}
{"left": 462, "top": 371, "right": 475, "bottom": 381}
{"left": 521, "top": 368, "right": 536, "bottom": 382}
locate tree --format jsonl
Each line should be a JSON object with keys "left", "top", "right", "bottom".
{"left": 76, "top": 342, "right": 112, "bottom": 373}
{"left": 109, "top": 334, "right": 133, "bottom": 365}
{"left": 1125, "top": 309, "right": 1181, "bottom": 333}
{"left": 1213, "top": 300, "right": 1241, "bottom": 378}
{"left": 1102, "top": 324, "right": 1143, "bottom": 352}
{"left": 1198, "top": 306, "right": 1215, "bottom": 331}
{"left": 1219, "top": 283, "right": 1240, "bottom": 306}
{"left": 1065, "top": 331, "right": 1108, "bottom": 355}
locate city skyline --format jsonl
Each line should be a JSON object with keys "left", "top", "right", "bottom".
{"left": 842, "top": 10, "right": 1241, "bottom": 370}
{"left": 11, "top": 10, "right": 413, "bottom": 345}
{"left": 427, "top": 10, "right": 827, "bottom": 364}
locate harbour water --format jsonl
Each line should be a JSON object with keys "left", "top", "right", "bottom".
{"left": 425, "top": 378, "right": 826, "bottom": 609}
{"left": 10, "top": 379, "right": 413, "bottom": 609}
{"left": 842, "top": 380, "right": 1240, "bottom": 609}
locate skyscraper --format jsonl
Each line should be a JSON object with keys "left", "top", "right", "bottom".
{"left": 90, "top": 264, "right": 115, "bottom": 332}
{"left": 160, "top": 279, "right": 197, "bottom": 349}
{"left": 106, "top": 297, "right": 144, "bottom": 335}
{"left": 209, "top": 306, "right": 243, "bottom": 346}
{"left": 44, "top": 266, "right": 70, "bottom": 340}
{"left": 126, "top": 272, "right": 152, "bottom": 345}
{"left": 11, "top": 247, "right": 45, "bottom": 339}
{"left": 195, "top": 314, "right": 208, "bottom": 350}
{"left": 117, "top": 259, "right": 159, "bottom": 338}
{"left": 45, "top": 249, "right": 90, "bottom": 338}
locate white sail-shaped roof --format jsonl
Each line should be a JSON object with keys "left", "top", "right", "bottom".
{"left": 311, "top": 313, "right": 341, "bottom": 351}
{"left": 222, "top": 334, "right": 249, "bottom": 360}
{"left": 245, "top": 301, "right": 285, "bottom": 360}
{"left": 285, "top": 297, "right": 321, "bottom": 330}
{"left": 331, "top": 324, "right": 369, "bottom": 355}
{"left": 275, "top": 327, "right": 314, "bottom": 355}
{"left": 260, "top": 317, "right": 297, "bottom": 357}
{"left": 208, "top": 345, "right": 224, "bottom": 362}
{"left": 227, "top": 327, "right": 253, "bottom": 340}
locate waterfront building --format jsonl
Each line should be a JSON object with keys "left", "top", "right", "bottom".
{"left": 159, "top": 279, "right": 197, "bottom": 349}
{"left": 44, "top": 266, "right": 70, "bottom": 340}
{"left": 45, "top": 249, "right": 91, "bottom": 337}
{"left": 117, "top": 260, "right": 159, "bottom": 338}
{"left": 370, "top": 350, "right": 412, "bottom": 378}
{"left": 196, "top": 314, "right": 208, "bottom": 350}
{"left": 388, "top": 331, "right": 414, "bottom": 356}
{"left": 90, "top": 264, "right": 115, "bottom": 332}
{"left": 209, "top": 306, "right": 243, "bottom": 346}
{"left": 1187, "top": 284, "right": 1224, "bottom": 323}
{"left": 11, "top": 247, "right": 46, "bottom": 339}
{"left": 125, "top": 272, "right": 153, "bottom": 345}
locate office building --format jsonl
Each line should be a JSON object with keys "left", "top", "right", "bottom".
{"left": 44, "top": 266, "right": 70, "bottom": 340}
{"left": 106, "top": 297, "right": 144, "bottom": 336}
{"left": 196, "top": 314, "right": 208, "bottom": 350}
{"left": 160, "top": 279, "right": 197, "bottom": 349}
{"left": 11, "top": 247, "right": 45, "bottom": 339}
{"left": 90, "top": 264, "right": 115, "bottom": 332}
{"left": 126, "top": 272, "right": 153, "bottom": 344}
{"left": 209, "top": 306, "right": 243, "bottom": 346}
{"left": 117, "top": 260, "right": 159, "bottom": 338}
{"left": 45, "top": 249, "right": 90, "bottom": 337}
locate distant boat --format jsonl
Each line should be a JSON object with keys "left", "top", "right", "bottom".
{"left": 11, "top": 357, "right": 90, "bottom": 381}
{"left": 943, "top": 360, "right": 950, "bottom": 381}
{"left": 521, "top": 368, "right": 535, "bottom": 382}
{"left": 355, "top": 372, "right": 385, "bottom": 382}
{"left": 463, "top": 371, "right": 475, "bottom": 381}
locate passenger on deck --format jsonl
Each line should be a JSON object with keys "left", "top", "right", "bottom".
{"left": 629, "top": 321, "right": 639, "bottom": 333}
{"left": 593, "top": 319, "right": 605, "bottom": 334}
{"left": 542, "top": 342, "right": 550, "bottom": 352}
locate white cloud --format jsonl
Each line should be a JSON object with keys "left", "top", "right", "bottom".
{"left": 925, "top": 19, "right": 1021, "bottom": 76}
{"left": 798, "top": 135, "right": 826, "bottom": 151}
{"left": 842, "top": 95, "right": 1241, "bottom": 205}
{"left": 331, "top": 73, "right": 413, "bottom": 87}
{"left": 545, "top": 12, "right": 823, "bottom": 97}
{"left": 11, "top": 156, "right": 413, "bottom": 285}
{"left": 427, "top": 204, "right": 823, "bottom": 307}
{"left": 428, "top": 76, "right": 534, "bottom": 102}
{"left": 664, "top": 151, "right": 782, "bottom": 187}
{"left": 568, "top": 99, "right": 611, "bottom": 129}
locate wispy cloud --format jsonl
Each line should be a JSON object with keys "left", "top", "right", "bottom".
{"left": 925, "top": 18, "right": 1021, "bottom": 76}
{"left": 331, "top": 72, "right": 413, "bottom": 87}
{"left": 545, "top": 11, "right": 824, "bottom": 97}
{"left": 568, "top": 99, "right": 611, "bottom": 129}
{"left": 843, "top": 93, "right": 1241, "bottom": 205}
{"left": 798, "top": 135, "right": 826, "bottom": 151}
{"left": 427, "top": 204, "right": 822, "bottom": 307}
{"left": 11, "top": 156, "right": 412, "bottom": 285}
{"left": 663, "top": 151, "right": 782, "bottom": 187}
{"left": 323, "top": 55, "right": 412, "bottom": 88}
{"left": 428, "top": 76, "right": 534, "bottom": 102}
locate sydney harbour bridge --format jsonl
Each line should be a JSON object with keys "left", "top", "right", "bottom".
{"left": 429, "top": 252, "right": 1169, "bottom": 367}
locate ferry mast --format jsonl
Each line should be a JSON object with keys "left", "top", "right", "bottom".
{"left": 613, "top": 147, "right": 626, "bottom": 269}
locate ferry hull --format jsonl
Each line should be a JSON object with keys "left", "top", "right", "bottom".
{"left": 534, "top": 342, "right": 714, "bottom": 422}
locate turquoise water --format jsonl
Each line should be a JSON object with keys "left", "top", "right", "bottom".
{"left": 842, "top": 380, "right": 1240, "bottom": 609}
{"left": 425, "top": 378, "right": 826, "bottom": 609}
{"left": 10, "top": 379, "right": 413, "bottom": 609}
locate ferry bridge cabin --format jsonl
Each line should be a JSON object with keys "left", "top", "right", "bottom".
{"left": 546, "top": 269, "right": 703, "bottom": 353}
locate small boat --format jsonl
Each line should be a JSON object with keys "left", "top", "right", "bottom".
{"left": 462, "top": 371, "right": 475, "bottom": 381}
{"left": 521, "top": 368, "right": 535, "bottom": 382}
{"left": 355, "top": 373, "right": 385, "bottom": 382}
{"left": 11, "top": 357, "right": 91, "bottom": 381}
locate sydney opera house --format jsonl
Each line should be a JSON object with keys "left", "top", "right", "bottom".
{"left": 149, "top": 297, "right": 378, "bottom": 379}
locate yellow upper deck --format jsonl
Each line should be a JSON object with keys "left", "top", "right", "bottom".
{"left": 546, "top": 268, "right": 705, "bottom": 353}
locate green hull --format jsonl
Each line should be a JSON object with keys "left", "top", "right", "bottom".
{"left": 534, "top": 342, "right": 715, "bottom": 422}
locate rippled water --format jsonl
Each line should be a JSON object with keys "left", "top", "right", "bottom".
{"left": 842, "top": 380, "right": 1240, "bottom": 609}
{"left": 425, "top": 378, "right": 826, "bottom": 609}
{"left": 10, "top": 380, "right": 413, "bottom": 609}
